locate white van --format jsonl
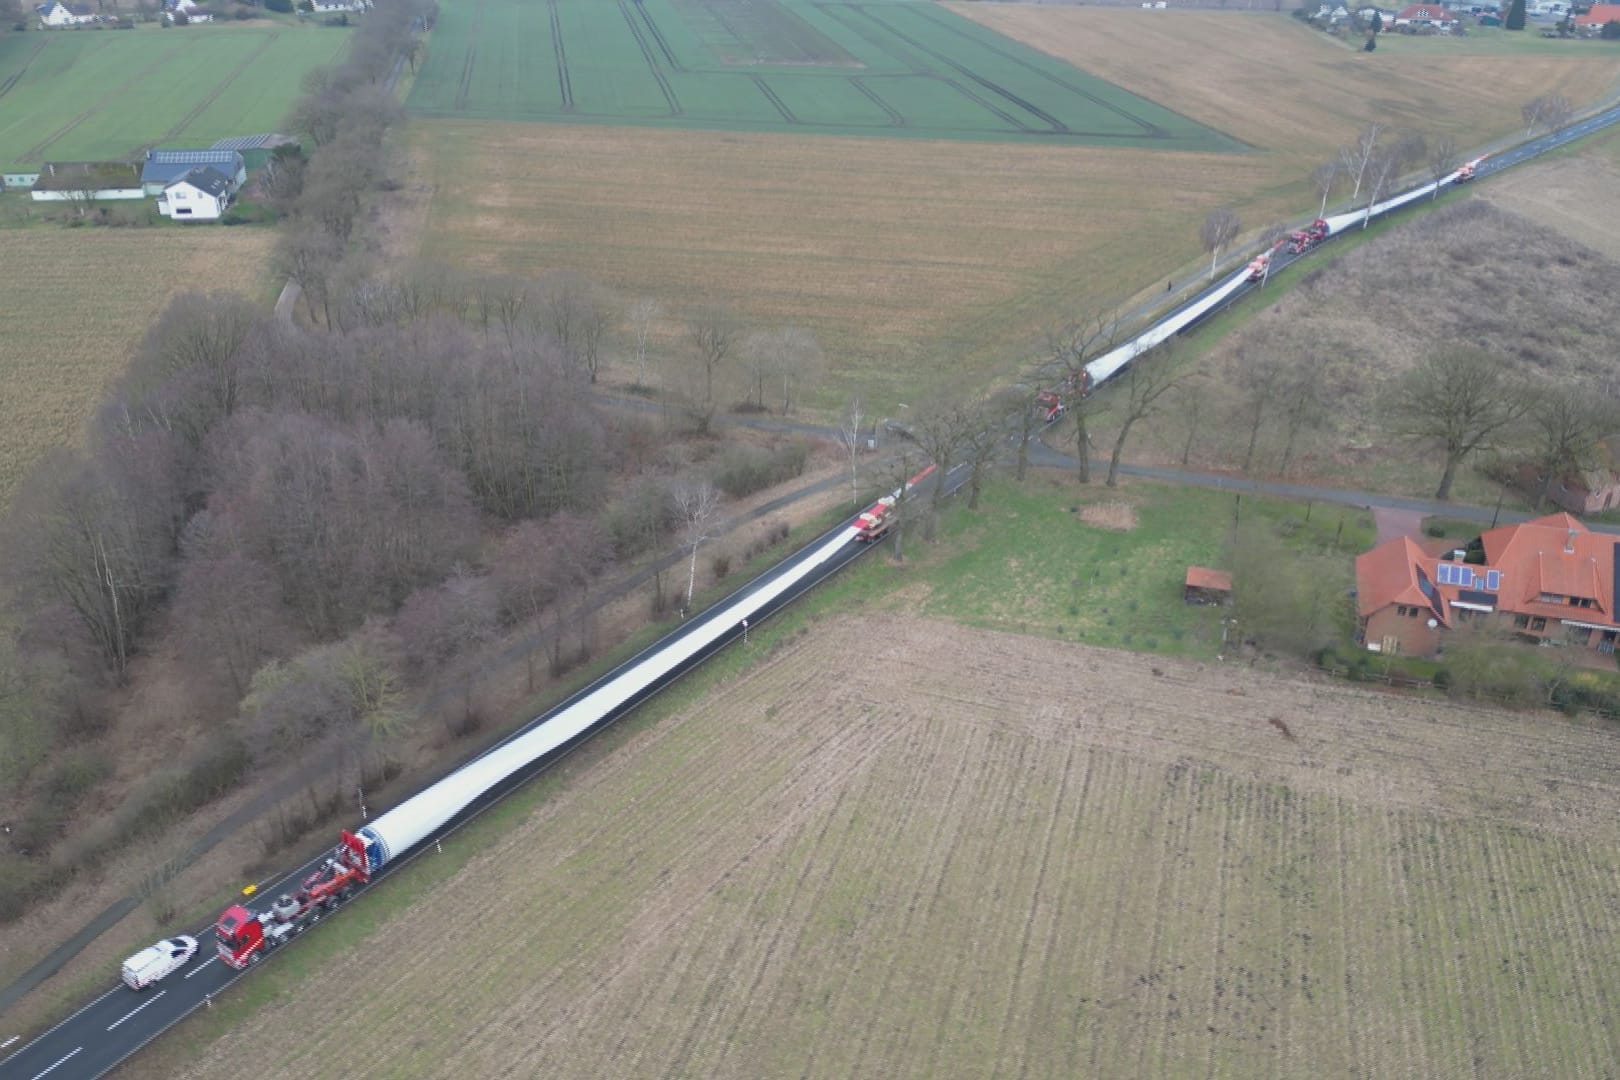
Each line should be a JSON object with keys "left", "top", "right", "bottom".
{"left": 121, "top": 935, "right": 198, "bottom": 990}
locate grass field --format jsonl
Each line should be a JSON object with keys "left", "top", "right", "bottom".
{"left": 410, "top": 10, "right": 1620, "bottom": 411}
{"left": 0, "top": 25, "right": 350, "bottom": 164}
{"left": 405, "top": 0, "right": 1237, "bottom": 148}
{"left": 0, "top": 229, "right": 277, "bottom": 504}
{"left": 125, "top": 606, "right": 1620, "bottom": 1078}
{"left": 905, "top": 478, "right": 1373, "bottom": 655}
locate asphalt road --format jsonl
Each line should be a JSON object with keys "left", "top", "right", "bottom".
{"left": 0, "top": 465, "right": 971, "bottom": 1080}
{"left": 4, "top": 97, "right": 1618, "bottom": 1080}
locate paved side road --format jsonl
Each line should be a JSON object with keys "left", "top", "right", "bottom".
{"left": 598, "top": 394, "right": 1620, "bottom": 537}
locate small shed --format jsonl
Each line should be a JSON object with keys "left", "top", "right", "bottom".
{"left": 1184, "top": 566, "right": 1232, "bottom": 605}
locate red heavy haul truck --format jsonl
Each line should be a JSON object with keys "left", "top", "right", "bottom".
{"left": 215, "top": 831, "right": 372, "bottom": 969}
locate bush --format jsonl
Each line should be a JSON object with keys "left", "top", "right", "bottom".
{"left": 710, "top": 550, "right": 732, "bottom": 580}
{"left": 709, "top": 440, "right": 811, "bottom": 500}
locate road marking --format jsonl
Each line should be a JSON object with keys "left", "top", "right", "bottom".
{"left": 1, "top": 1036, "right": 17, "bottom": 1049}
{"left": 106, "top": 990, "right": 165, "bottom": 1031}
{"left": 184, "top": 956, "right": 218, "bottom": 979}
{"left": 29, "top": 1047, "right": 81, "bottom": 1079}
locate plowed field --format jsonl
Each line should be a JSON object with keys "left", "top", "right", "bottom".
{"left": 144, "top": 616, "right": 1620, "bottom": 1079}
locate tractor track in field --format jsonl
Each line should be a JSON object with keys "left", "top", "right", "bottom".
{"left": 454, "top": 46, "right": 476, "bottom": 110}
{"left": 145, "top": 33, "right": 280, "bottom": 151}
{"left": 454, "top": 0, "right": 482, "bottom": 111}
{"left": 548, "top": 0, "right": 574, "bottom": 111}
{"left": 0, "top": 39, "right": 49, "bottom": 101}
{"left": 848, "top": 76, "right": 904, "bottom": 127}
{"left": 632, "top": 0, "right": 684, "bottom": 71}
{"left": 619, "top": 0, "right": 682, "bottom": 116}
{"left": 847, "top": 3, "right": 1065, "bottom": 135}
{"left": 750, "top": 75, "right": 798, "bottom": 124}
{"left": 909, "top": 3, "right": 1164, "bottom": 138}
{"left": 20, "top": 41, "right": 188, "bottom": 162}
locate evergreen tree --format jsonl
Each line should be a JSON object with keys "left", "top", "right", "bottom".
{"left": 1506, "top": 0, "right": 1526, "bottom": 30}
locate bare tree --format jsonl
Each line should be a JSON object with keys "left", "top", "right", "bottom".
{"left": 394, "top": 567, "right": 499, "bottom": 676}
{"left": 911, "top": 396, "right": 976, "bottom": 518}
{"left": 1105, "top": 346, "right": 1183, "bottom": 487}
{"left": 1276, "top": 361, "right": 1332, "bottom": 476}
{"left": 762, "top": 327, "right": 823, "bottom": 415}
{"left": 1361, "top": 134, "right": 1424, "bottom": 226}
{"left": 1232, "top": 349, "right": 1286, "bottom": 474}
{"left": 1048, "top": 314, "right": 1115, "bottom": 485}
{"left": 1427, "top": 134, "right": 1460, "bottom": 198}
{"left": 1200, "top": 207, "right": 1242, "bottom": 279}
{"left": 1527, "top": 387, "right": 1616, "bottom": 509}
{"left": 491, "top": 514, "right": 606, "bottom": 687}
{"left": 998, "top": 381, "right": 1045, "bottom": 484}
{"left": 275, "top": 225, "right": 345, "bottom": 326}
{"left": 1339, "top": 122, "right": 1386, "bottom": 203}
{"left": 836, "top": 398, "right": 866, "bottom": 506}
{"left": 4, "top": 448, "right": 178, "bottom": 678}
{"left": 539, "top": 273, "right": 612, "bottom": 383}
{"left": 1311, "top": 160, "right": 1340, "bottom": 218}
{"left": 683, "top": 306, "right": 739, "bottom": 435}
{"left": 1523, "top": 94, "right": 1573, "bottom": 137}
{"left": 1385, "top": 348, "right": 1533, "bottom": 501}
{"left": 959, "top": 397, "right": 1003, "bottom": 511}
{"left": 628, "top": 297, "right": 662, "bottom": 389}
{"left": 172, "top": 547, "right": 296, "bottom": 699}
{"left": 671, "top": 481, "right": 723, "bottom": 613}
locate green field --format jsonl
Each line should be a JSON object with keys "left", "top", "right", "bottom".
{"left": 406, "top": 0, "right": 1240, "bottom": 147}
{"left": 0, "top": 25, "right": 351, "bottom": 164}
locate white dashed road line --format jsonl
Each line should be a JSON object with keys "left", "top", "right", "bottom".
{"left": 28, "top": 1048, "right": 80, "bottom": 1080}
{"left": 184, "top": 957, "right": 218, "bottom": 980}
{"left": 107, "top": 991, "right": 165, "bottom": 1031}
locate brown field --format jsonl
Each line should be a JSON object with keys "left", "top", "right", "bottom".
{"left": 955, "top": 8, "right": 1620, "bottom": 179}
{"left": 409, "top": 11, "right": 1620, "bottom": 410}
{"left": 136, "top": 615, "right": 1620, "bottom": 1078}
{"left": 0, "top": 228, "right": 276, "bottom": 505}
{"left": 1479, "top": 127, "right": 1620, "bottom": 261}
{"left": 410, "top": 121, "right": 1284, "bottom": 408}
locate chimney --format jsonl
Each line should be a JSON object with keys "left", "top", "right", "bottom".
{"left": 1565, "top": 529, "right": 1577, "bottom": 554}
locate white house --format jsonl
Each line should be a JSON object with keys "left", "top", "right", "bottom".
{"left": 310, "top": 0, "right": 371, "bottom": 12}
{"left": 35, "top": 0, "right": 97, "bottom": 25}
{"left": 156, "top": 166, "right": 235, "bottom": 221}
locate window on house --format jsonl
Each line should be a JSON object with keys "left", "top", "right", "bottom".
{"left": 1531, "top": 617, "right": 1547, "bottom": 632}
{"left": 1569, "top": 627, "right": 1593, "bottom": 646}
{"left": 1514, "top": 615, "right": 1530, "bottom": 629}
{"left": 175, "top": 207, "right": 191, "bottom": 215}
{"left": 1539, "top": 593, "right": 1564, "bottom": 604}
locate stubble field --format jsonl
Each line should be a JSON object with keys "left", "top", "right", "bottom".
{"left": 0, "top": 229, "right": 276, "bottom": 504}
{"left": 139, "top": 615, "right": 1620, "bottom": 1079}
{"left": 411, "top": 10, "right": 1620, "bottom": 408}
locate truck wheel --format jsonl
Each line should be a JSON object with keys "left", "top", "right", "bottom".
{"left": 338, "top": 887, "right": 353, "bottom": 903}
{"left": 248, "top": 952, "right": 260, "bottom": 966}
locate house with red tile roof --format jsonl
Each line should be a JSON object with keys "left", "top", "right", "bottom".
{"left": 1574, "top": 2, "right": 1620, "bottom": 27}
{"left": 1355, "top": 513, "right": 1620, "bottom": 657}
{"left": 1393, "top": 2, "right": 1458, "bottom": 26}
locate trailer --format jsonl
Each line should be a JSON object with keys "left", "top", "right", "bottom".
{"left": 215, "top": 832, "right": 370, "bottom": 969}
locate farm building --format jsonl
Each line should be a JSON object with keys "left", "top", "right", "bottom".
{"left": 1356, "top": 513, "right": 1620, "bottom": 658}
{"left": 3, "top": 169, "right": 42, "bottom": 190}
{"left": 139, "top": 149, "right": 245, "bottom": 196}
{"left": 34, "top": 0, "right": 96, "bottom": 25}
{"left": 310, "top": 0, "right": 371, "bottom": 12}
{"left": 30, "top": 161, "right": 144, "bottom": 202}
{"left": 156, "top": 167, "right": 235, "bottom": 221}
{"left": 1183, "top": 566, "right": 1232, "bottom": 606}
{"left": 211, "top": 133, "right": 298, "bottom": 172}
